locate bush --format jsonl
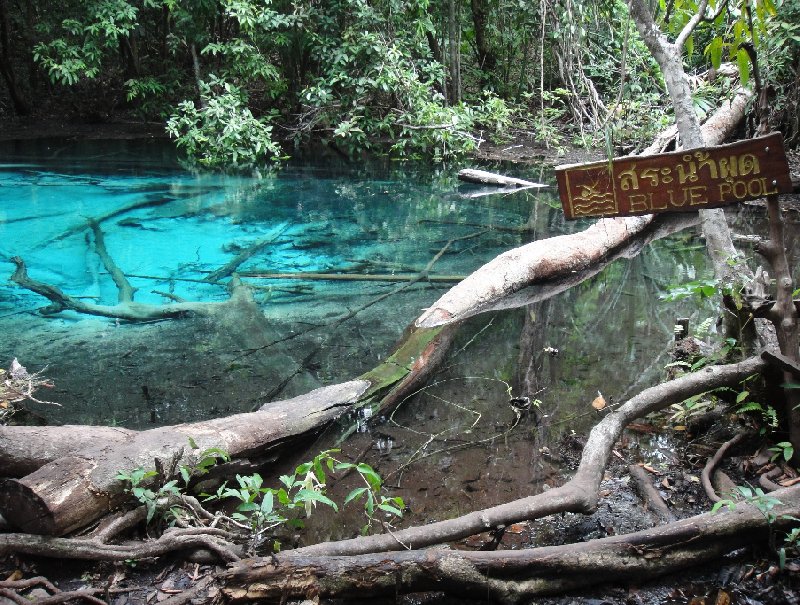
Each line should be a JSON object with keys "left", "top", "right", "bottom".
{"left": 166, "top": 78, "right": 283, "bottom": 170}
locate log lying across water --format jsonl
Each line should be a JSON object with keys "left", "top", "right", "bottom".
{"left": 457, "top": 169, "right": 547, "bottom": 188}
{"left": 0, "top": 323, "right": 455, "bottom": 536}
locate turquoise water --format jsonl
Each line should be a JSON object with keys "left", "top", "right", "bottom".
{"left": 0, "top": 140, "right": 570, "bottom": 427}
{"left": 6, "top": 139, "right": 761, "bottom": 538}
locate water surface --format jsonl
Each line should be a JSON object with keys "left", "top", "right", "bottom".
{"left": 3, "top": 139, "right": 751, "bottom": 540}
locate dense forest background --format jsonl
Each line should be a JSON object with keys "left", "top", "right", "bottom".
{"left": 0, "top": 0, "right": 798, "bottom": 166}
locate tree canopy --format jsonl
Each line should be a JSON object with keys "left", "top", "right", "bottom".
{"left": 1, "top": 0, "right": 798, "bottom": 166}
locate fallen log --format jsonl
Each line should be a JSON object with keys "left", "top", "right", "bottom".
{"left": 0, "top": 381, "right": 369, "bottom": 535}
{"left": 222, "top": 484, "right": 800, "bottom": 603}
{"left": 0, "top": 320, "right": 455, "bottom": 534}
{"left": 417, "top": 89, "right": 751, "bottom": 329}
{"left": 416, "top": 213, "right": 698, "bottom": 327}
{"left": 457, "top": 169, "right": 547, "bottom": 188}
{"left": 0, "top": 425, "right": 137, "bottom": 478}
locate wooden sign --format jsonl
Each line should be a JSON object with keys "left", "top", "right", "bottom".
{"left": 555, "top": 133, "right": 793, "bottom": 220}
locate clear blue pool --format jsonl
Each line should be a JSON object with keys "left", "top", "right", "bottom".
{"left": 0, "top": 140, "right": 573, "bottom": 427}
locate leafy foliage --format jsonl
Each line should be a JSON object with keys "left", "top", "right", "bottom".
{"left": 117, "top": 445, "right": 404, "bottom": 554}
{"left": 166, "top": 78, "right": 282, "bottom": 169}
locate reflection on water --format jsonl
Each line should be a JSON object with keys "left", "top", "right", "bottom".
{"left": 6, "top": 139, "right": 775, "bottom": 539}
{"left": 0, "top": 140, "right": 568, "bottom": 427}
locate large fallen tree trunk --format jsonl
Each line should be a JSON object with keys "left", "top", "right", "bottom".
{"left": 0, "top": 321, "right": 458, "bottom": 535}
{"left": 0, "top": 381, "right": 369, "bottom": 535}
{"left": 222, "top": 484, "right": 800, "bottom": 603}
{"left": 416, "top": 87, "right": 751, "bottom": 328}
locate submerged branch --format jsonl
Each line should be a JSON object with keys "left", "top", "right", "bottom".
{"left": 289, "top": 356, "right": 767, "bottom": 557}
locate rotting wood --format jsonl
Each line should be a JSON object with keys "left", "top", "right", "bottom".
{"left": 457, "top": 168, "right": 546, "bottom": 188}
{"left": 222, "top": 485, "right": 800, "bottom": 603}
{"left": 0, "top": 357, "right": 771, "bottom": 574}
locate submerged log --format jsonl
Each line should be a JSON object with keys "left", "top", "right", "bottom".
{"left": 457, "top": 169, "right": 546, "bottom": 188}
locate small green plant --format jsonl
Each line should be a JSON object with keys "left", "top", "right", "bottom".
{"left": 115, "top": 467, "right": 181, "bottom": 524}
{"left": 712, "top": 485, "right": 800, "bottom": 567}
{"left": 336, "top": 460, "right": 405, "bottom": 535}
{"left": 668, "top": 391, "right": 717, "bottom": 424}
{"left": 769, "top": 441, "right": 795, "bottom": 463}
{"left": 203, "top": 450, "right": 404, "bottom": 547}
{"left": 118, "top": 445, "right": 404, "bottom": 555}
{"left": 734, "top": 389, "right": 779, "bottom": 433}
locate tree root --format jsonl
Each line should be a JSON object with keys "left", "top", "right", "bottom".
{"left": 290, "top": 356, "right": 767, "bottom": 557}
{"left": 702, "top": 433, "right": 745, "bottom": 503}
{"left": 0, "top": 576, "right": 106, "bottom": 605}
{"left": 0, "top": 526, "right": 243, "bottom": 562}
{"left": 222, "top": 485, "right": 800, "bottom": 603}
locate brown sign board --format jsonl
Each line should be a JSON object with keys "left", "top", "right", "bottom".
{"left": 555, "top": 132, "right": 792, "bottom": 220}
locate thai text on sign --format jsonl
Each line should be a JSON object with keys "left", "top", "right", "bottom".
{"left": 555, "top": 132, "right": 792, "bottom": 220}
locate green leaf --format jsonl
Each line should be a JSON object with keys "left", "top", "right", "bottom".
{"left": 260, "top": 490, "right": 274, "bottom": 514}
{"left": 356, "top": 463, "right": 382, "bottom": 489}
{"left": 365, "top": 490, "right": 375, "bottom": 516}
{"left": 736, "top": 390, "right": 749, "bottom": 404}
{"left": 377, "top": 503, "right": 403, "bottom": 516}
{"left": 344, "top": 487, "right": 369, "bottom": 506}
{"left": 711, "top": 499, "right": 735, "bottom": 513}
{"left": 294, "top": 489, "right": 338, "bottom": 512}
{"left": 706, "top": 37, "right": 723, "bottom": 69}
{"left": 736, "top": 48, "right": 751, "bottom": 86}
{"left": 188, "top": 436, "right": 199, "bottom": 449}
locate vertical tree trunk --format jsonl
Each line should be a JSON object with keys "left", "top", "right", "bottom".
{"left": 626, "top": 0, "right": 799, "bottom": 453}
{"left": 470, "top": 0, "right": 496, "bottom": 78}
{"left": 448, "top": 0, "right": 461, "bottom": 104}
{"left": 0, "top": 0, "right": 29, "bottom": 115}
{"left": 626, "top": 0, "right": 740, "bottom": 286}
